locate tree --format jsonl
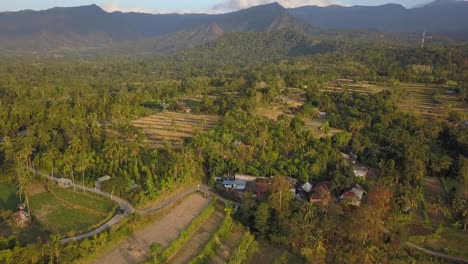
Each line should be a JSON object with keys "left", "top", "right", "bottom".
{"left": 224, "top": 202, "right": 234, "bottom": 218}
{"left": 432, "top": 195, "right": 443, "bottom": 219}
{"left": 458, "top": 156, "right": 468, "bottom": 200}
{"left": 255, "top": 203, "right": 270, "bottom": 239}
{"left": 268, "top": 176, "right": 294, "bottom": 216}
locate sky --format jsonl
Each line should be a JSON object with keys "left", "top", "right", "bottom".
{"left": 0, "top": 0, "right": 447, "bottom": 13}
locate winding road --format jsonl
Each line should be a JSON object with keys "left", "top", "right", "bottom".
{"left": 33, "top": 170, "right": 237, "bottom": 243}
{"left": 33, "top": 170, "right": 468, "bottom": 263}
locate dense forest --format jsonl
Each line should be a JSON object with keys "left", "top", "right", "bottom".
{"left": 0, "top": 32, "right": 467, "bottom": 263}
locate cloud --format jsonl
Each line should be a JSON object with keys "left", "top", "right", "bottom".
{"left": 213, "top": 0, "right": 341, "bottom": 12}
{"left": 100, "top": 2, "right": 158, "bottom": 14}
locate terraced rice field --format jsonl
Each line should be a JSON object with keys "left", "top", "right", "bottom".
{"left": 169, "top": 203, "right": 225, "bottom": 264}
{"left": 91, "top": 194, "right": 211, "bottom": 264}
{"left": 133, "top": 112, "right": 218, "bottom": 149}
{"left": 322, "top": 81, "right": 467, "bottom": 118}
{"left": 210, "top": 223, "right": 245, "bottom": 264}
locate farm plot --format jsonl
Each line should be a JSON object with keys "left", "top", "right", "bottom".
{"left": 91, "top": 193, "right": 211, "bottom": 264}
{"left": 28, "top": 187, "right": 117, "bottom": 235}
{"left": 321, "top": 81, "right": 467, "bottom": 118}
{"left": 133, "top": 112, "right": 218, "bottom": 149}
{"left": 169, "top": 203, "right": 225, "bottom": 264}
{"left": 210, "top": 223, "right": 245, "bottom": 264}
{"left": 304, "top": 118, "right": 343, "bottom": 138}
{"left": 255, "top": 88, "right": 306, "bottom": 121}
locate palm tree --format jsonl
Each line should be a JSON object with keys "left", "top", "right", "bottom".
{"left": 77, "top": 152, "right": 94, "bottom": 193}
{"left": 224, "top": 202, "right": 234, "bottom": 218}
{"left": 432, "top": 195, "right": 444, "bottom": 219}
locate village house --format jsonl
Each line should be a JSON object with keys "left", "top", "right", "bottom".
{"left": 318, "top": 112, "right": 327, "bottom": 119}
{"left": 309, "top": 181, "right": 332, "bottom": 205}
{"left": 222, "top": 179, "right": 247, "bottom": 191}
{"left": 339, "top": 185, "right": 367, "bottom": 206}
{"left": 58, "top": 178, "right": 73, "bottom": 188}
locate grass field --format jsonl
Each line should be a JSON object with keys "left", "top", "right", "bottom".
{"left": 133, "top": 111, "right": 218, "bottom": 149}
{"left": 29, "top": 187, "right": 116, "bottom": 235}
{"left": 321, "top": 81, "right": 467, "bottom": 118}
{"left": 0, "top": 184, "right": 18, "bottom": 211}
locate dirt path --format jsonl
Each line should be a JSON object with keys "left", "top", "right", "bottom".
{"left": 90, "top": 194, "right": 211, "bottom": 264}
{"left": 406, "top": 242, "right": 468, "bottom": 263}
{"left": 210, "top": 223, "right": 244, "bottom": 264}
{"left": 169, "top": 204, "right": 225, "bottom": 264}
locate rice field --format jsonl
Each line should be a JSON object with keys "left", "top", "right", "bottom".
{"left": 133, "top": 112, "right": 219, "bottom": 149}
{"left": 321, "top": 81, "right": 467, "bottom": 118}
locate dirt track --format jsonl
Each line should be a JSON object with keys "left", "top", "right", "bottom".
{"left": 90, "top": 194, "right": 211, "bottom": 264}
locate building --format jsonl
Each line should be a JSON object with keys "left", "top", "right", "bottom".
{"left": 222, "top": 179, "right": 247, "bottom": 191}
{"left": 95, "top": 175, "right": 111, "bottom": 189}
{"left": 58, "top": 178, "right": 73, "bottom": 188}
{"left": 299, "top": 182, "right": 313, "bottom": 193}
{"left": 235, "top": 173, "right": 257, "bottom": 182}
{"left": 339, "top": 185, "right": 367, "bottom": 206}
{"left": 318, "top": 112, "right": 327, "bottom": 119}
{"left": 353, "top": 166, "right": 369, "bottom": 178}
{"left": 309, "top": 181, "right": 331, "bottom": 205}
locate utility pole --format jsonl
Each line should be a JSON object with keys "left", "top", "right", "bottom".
{"left": 421, "top": 32, "right": 426, "bottom": 48}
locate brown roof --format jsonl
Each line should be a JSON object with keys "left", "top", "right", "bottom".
{"left": 312, "top": 181, "right": 330, "bottom": 192}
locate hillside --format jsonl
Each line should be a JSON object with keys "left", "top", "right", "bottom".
{"left": 288, "top": 0, "right": 468, "bottom": 38}
{"left": 0, "top": 3, "right": 307, "bottom": 53}
{"left": 176, "top": 30, "right": 332, "bottom": 65}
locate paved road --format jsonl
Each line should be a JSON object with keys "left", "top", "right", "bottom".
{"left": 33, "top": 170, "right": 237, "bottom": 243}
{"left": 406, "top": 242, "right": 468, "bottom": 263}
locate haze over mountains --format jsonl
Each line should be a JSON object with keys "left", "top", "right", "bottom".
{"left": 0, "top": 0, "right": 466, "bottom": 54}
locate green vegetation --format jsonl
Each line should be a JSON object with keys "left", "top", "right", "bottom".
{"left": 228, "top": 232, "right": 258, "bottom": 264}
{"left": 0, "top": 21, "right": 467, "bottom": 263}
{"left": 0, "top": 184, "right": 18, "bottom": 211}
{"left": 28, "top": 188, "right": 116, "bottom": 235}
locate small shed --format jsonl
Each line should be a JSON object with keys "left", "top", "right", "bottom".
{"left": 318, "top": 112, "right": 327, "bottom": 119}
{"left": 353, "top": 166, "right": 369, "bottom": 178}
{"left": 58, "top": 178, "right": 73, "bottom": 188}
{"left": 95, "top": 175, "right": 111, "bottom": 189}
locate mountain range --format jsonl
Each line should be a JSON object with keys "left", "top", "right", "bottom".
{"left": 0, "top": 0, "right": 466, "bottom": 54}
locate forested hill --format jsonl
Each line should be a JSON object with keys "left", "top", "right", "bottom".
{"left": 288, "top": 0, "right": 468, "bottom": 39}
{"left": 0, "top": 3, "right": 307, "bottom": 53}
{"left": 175, "top": 31, "right": 331, "bottom": 66}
